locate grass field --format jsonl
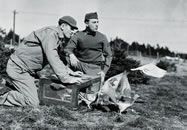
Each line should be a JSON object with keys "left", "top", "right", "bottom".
{"left": 0, "top": 57, "right": 187, "bottom": 129}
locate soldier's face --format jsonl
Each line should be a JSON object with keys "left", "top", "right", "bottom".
{"left": 62, "top": 24, "right": 75, "bottom": 38}
{"left": 86, "top": 19, "right": 99, "bottom": 32}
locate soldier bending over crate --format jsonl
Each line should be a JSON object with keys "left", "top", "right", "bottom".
{"left": 0, "top": 16, "right": 83, "bottom": 107}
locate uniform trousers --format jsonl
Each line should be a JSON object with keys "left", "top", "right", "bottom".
{"left": 0, "top": 59, "right": 39, "bottom": 107}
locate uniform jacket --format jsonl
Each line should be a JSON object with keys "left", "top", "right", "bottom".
{"left": 10, "top": 26, "right": 73, "bottom": 83}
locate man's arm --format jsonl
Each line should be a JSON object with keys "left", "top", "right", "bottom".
{"left": 41, "top": 31, "right": 81, "bottom": 83}
{"left": 102, "top": 35, "right": 113, "bottom": 73}
{"left": 64, "top": 34, "right": 80, "bottom": 67}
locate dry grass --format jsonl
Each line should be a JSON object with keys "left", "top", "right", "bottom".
{"left": 0, "top": 57, "right": 187, "bottom": 129}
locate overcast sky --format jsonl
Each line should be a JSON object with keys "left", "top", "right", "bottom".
{"left": 0, "top": 0, "right": 187, "bottom": 53}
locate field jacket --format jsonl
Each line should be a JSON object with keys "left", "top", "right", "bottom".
{"left": 10, "top": 26, "right": 73, "bottom": 83}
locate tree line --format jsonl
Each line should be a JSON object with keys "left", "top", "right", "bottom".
{"left": 110, "top": 37, "right": 187, "bottom": 59}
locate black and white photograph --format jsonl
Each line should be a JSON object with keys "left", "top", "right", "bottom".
{"left": 0, "top": 0, "right": 187, "bottom": 129}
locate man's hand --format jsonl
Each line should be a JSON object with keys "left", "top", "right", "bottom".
{"left": 70, "top": 71, "right": 83, "bottom": 77}
{"left": 68, "top": 77, "right": 83, "bottom": 84}
{"left": 69, "top": 54, "right": 79, "bottom": 67}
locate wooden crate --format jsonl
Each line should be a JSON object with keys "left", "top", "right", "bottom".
{"left": 38, "top": 75, "right": 101, "bottom": 110}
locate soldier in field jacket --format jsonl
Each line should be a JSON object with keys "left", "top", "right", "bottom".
{"left": 0, "top": 16, "right": 83, "bottom": 107}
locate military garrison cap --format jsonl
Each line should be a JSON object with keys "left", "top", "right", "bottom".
{"left": 84, "top": 12, "right": 98, "bottom": 22}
